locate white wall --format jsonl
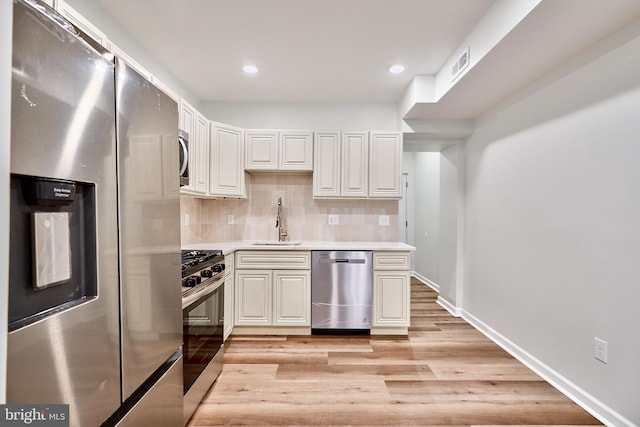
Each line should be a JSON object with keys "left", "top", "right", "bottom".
{"left": 0, "top": 0, "right": 12, "bottom": 403}
{"left": 438, "top": 146, "right": 459, "bottom": 305}
{"left": 202, "top": 102, "right": 399, "bottom": 130}
{"left": 412, "top": 152, "right": 440, "bottom": 284}
{"left": 463, "top": 22, "right": 640, "bottom": 426}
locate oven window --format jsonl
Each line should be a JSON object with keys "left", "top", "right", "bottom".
{"left": 183, "top": 285, "right": 224, "bottom": 394}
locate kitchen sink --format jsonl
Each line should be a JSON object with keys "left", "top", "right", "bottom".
{"left": 252, "top": 241, "right": 302, "bottom": 246}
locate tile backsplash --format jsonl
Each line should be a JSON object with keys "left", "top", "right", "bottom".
{"left": 180, "top": 174, "right": 399, "bottom": 244}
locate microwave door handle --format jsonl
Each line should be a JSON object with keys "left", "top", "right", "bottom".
{"left": 179, "top": 137, "right": 188, "bottom": 176}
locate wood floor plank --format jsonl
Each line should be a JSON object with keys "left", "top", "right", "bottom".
{"left": 385, "top": 380, "right": 567, "bottom": 402}
{"left": 187, "top": 277, "right": 603, "bottom": 426}
{"left": 190, "top": 401, "right": 600, "bottom": 426}
{"left": 276, "top": 362, "right": 437, "bottom": 381}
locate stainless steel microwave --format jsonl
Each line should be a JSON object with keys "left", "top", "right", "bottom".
{"left": 179, "top": 129, "right": 189, "bottom": 187}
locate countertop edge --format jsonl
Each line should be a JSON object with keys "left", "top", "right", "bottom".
{"left": 182, "top": 240, "right": 416, "bottom": 255}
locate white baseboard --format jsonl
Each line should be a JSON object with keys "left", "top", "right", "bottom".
{"left": 436, "top": 295, "right": 461, "bottom": 317}
{"left": 411, "top": 271, "right": 439, "bottom": 292}
{"left": 461, "top": 309, "right": 636, "bottom": 427}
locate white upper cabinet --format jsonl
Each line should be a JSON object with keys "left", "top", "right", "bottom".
{"left": 245, "top": 130, "right": 278, "bottom": 170}
{"left": 209, "top": 122, "right": 246, "bottom": 198}
{"left": 341, "top": 132, "right": 369, "bottom": 198}
{"left": 279, "top": 131, "right": 313, "bottom": 171}
{"left": 192, "top": 113, "right": 210, "bottom": 194}
{"left": 369, "top": 131, "right": 403, "bottom": 199}
{"left": 313, "top": 131, "right": 341, "bottom": 198}
{"left": 314, "top": 130, "right": 402, "bottom": 199}
{"left": 245, "top": 130, "right": 313, "bottom": 171}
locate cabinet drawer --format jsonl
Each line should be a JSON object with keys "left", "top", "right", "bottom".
{"left": 235, "top": 251, "right": 311, "bottom": 269}
{"left": 373, "top": 251, "right": 410, "bottom": 271}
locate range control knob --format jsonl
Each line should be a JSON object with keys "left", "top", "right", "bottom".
{"left": 186, "top": 276, "right": 201, "bottom": 287}
{"left": 212, "top": 264, "right": 224, "bottom": 273}
{"left": 201, "top": 269, "right": 213, "bottom": 278}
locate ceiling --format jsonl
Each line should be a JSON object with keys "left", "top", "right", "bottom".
{"left": 93, "top": 0, "right": 640, "bottom": 120}
{"left": 94, "top": 0, "right": 494, "bottom": 103}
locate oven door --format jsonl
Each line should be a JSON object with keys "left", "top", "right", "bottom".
{"left": 182, "top": 280, "right": 224, "bottom": 395}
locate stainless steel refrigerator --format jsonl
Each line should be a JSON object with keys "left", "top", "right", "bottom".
{"left": 8, "top": 1, "right": 182, "bottom": 425}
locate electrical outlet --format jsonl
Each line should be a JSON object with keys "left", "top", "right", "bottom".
{"left": 594, "top": 337, "right": 608, "bottom": 364}
{"left": 328, "top": 214, "right": 339, "bottom": 225}
{"left": 379, "top": 215, "right": 390, "bottom": 226}
{"left": 184, "top": 214, "right": 190, "bottom": 226}
{"left": 228, "top": 215, "right": 234, "bottom": 225}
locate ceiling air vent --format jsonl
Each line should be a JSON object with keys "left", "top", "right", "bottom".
{"left": 451, "top": 46, "right": 470, "bottom": 81}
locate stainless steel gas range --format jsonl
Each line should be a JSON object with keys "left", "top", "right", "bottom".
{"left": 181, "top": 250, "right": 225, "bottom": 425}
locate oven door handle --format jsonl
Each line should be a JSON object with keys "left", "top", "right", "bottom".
{"left": 182, "top": 277, "right": 224, "bottom": 310}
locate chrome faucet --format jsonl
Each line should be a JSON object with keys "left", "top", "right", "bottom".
{"left": 275, "top": 197, "right": 287, "bottom": 241}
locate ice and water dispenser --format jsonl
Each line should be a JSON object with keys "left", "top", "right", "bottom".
{"left": 9, "top": 175, "right": 98, "bottom": 331}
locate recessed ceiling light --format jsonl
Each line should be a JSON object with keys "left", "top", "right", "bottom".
{"left": 243, "top": 65, "right": 258, "bottom": 74}
{"left": 389, "top": 64, "right": 405, "bottom": 74}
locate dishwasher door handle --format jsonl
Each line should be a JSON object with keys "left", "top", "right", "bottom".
{"left": 331, "top": 258, "right": 365, "bottom": 264}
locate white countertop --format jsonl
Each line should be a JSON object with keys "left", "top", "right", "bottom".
{"left": 183, "top": 240, "right": 415, "bottom": 255}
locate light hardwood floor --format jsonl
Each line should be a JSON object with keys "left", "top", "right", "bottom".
{"left": 188, "top": 278, "right": 603, "bottom": 426}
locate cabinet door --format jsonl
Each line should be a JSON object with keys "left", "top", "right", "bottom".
{"left": 273, "top": 270, "right": 310, "bottom": 326}
{"left": 372, "top": 271, "right": 410, "bottom": 327}
{"left": 313, "top": 131, "right": 341, "bottom": 198}
{"left": 210, "top": 122, "right": 245, "bottom": 197}
{"left": 279, "top": 131, "right": 313, "bottom": 171}
{"left": 245, "top": 130, "right": 278, "bottom": 170}
{"left": 369, "top": 131, "right": 403, "bottom": 198}
{"left": 235, "top": 270, "right": 271, "bottom": 325}
{"left": 192, "top": 113, "right": 209, "bottom": 194}
{"left": 342, "top": 132, "right": 369, "bottom": 198}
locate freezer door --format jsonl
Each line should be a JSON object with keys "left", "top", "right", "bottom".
{"left": 115, "top": 353, "right": 184, "bottom": 427}
{"left": 115, "top": 60, "right": 182, "bottom": 400}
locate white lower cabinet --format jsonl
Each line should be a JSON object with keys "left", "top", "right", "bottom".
{"left": 235, "top": 270, "right": 310, "bottom": 326}
{"left": 234, "top": 251, "right": 311, "bottom": 328}
{"left": 372, "top": 251, "right": 411, "bottom": 332}
{"left": 223, "top": 253, "right": 235, "bottom": 341}
{"left": 372, "top": 271, "right": 410, "bottom": 327}
{"left": 273, "top": 270, "right": 310, "bottom": 325}
{"left": 235, "top": 270, "right": 271, "bottom": 325}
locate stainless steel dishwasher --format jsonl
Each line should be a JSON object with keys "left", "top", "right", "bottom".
{"left": 311, "top": 251, "right": 372, "bottom": 334}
